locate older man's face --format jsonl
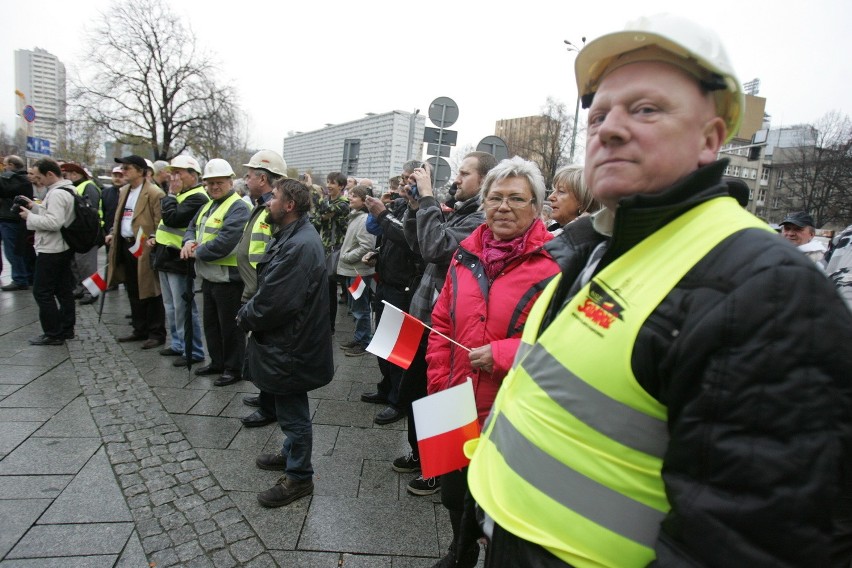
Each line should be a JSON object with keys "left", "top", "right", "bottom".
{"left": 585, "top": 61, "right": 725, "bottom": 208}
{"left": 781, "top": 223, "right": 814, "bottom": 246}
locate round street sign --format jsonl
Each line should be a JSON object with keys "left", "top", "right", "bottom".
{"left": 426, "top": 156, "right": 452, "bottom": 188}
{"left": 23, "top": 105, "right": 36, "bottom": 123}
{"left": 428, "top": 97, "right": 459, "bottom": 128}
{"left": 477, "top": 136, "right": 509, "bottom": 161}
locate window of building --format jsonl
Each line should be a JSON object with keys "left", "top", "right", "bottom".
{"left": 731, "top": 166, "right": 740, "bottom": 177}
{"left": 750, "top": 168, "right": 757, "bottom": 180}
{"left": 757, "top": 188, "right": 766, "bottom": 202}
{"left": 776, "top": 171, "right": 783, "bottom": 189}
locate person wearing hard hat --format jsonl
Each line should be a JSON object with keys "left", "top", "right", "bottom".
{"left": 148, "top": 155, "right": 210, "bottom": 367}
{"left": 106, "top": 155, "right": 167, "bottom": 349}
{"left": 465, "top": 14, "right": 852, "bottom": 568}
{"left": 180, "top": 159, "right": 250, "bottom": 386}
{"left": 235, "top": 150, "right": 287, "bottom": 428}
{"left": 152, "top": 160, "right": 170, "bottom": 192}
{"left": 60, "top": 162, "right": 103, "bottom": 305}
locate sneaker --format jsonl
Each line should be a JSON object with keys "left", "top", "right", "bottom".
{"left": 257, "top": 475, "right": 314, "bottom": 508}
{"left": 344, "top": 344, "right": 367, "bottom": 357}
{"left": 407, "top": 474, "right": 440, "bottom": 496}
{"left": 339, "top": 339, "right": 359, "bottom": 349}
{"left": 392, "top": 453, "right": 421, "bottom": 473}
{"left": 255, "top": 450, "right": 287, "bottom": 471}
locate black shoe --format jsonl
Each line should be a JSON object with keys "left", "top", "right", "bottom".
{"left": 141, "top": 338, "right": 165, "bottom": 350}
{"left": 374, "top": 406, "right": 405, "bottom": 425}
{"left": 73, "top": 290, "right": 85, "bottom": 299}
{"left": 214, "top": 371, "right": 242, "bottom": 386}
{"left": 1, "top": 282, "right": 29, "bottom": 291}
{"left": 392, "top": 453, "right": 421, "bottom": 473}
{"left": 255, "top": 451, "right": 287, "bottom": 471}
{"left": 339, "top": 339, "right": 360, "bottom": 349}
{"left": 361, "top": 391, "right": 389, "bottom": 405}
{"left": 241, "top": 410, "right": 275, "bottom": 428}
{"left": 432, "top": 542, "right": 480, "bottom": 568}
{"left": 243, "top": 395, "right": 260, "bottom": 407}
{"left": 29, "top": 335, "right": 64, "bottom": 346}
{"left": 344, "top": 344, "right": 367, "bottom": 357}
{"left": 117, "top": 333, "right": 146, "bottom": 343}
{"left": 160, "top": 347, "right": 181, "bottom": 356}
{"left": 173, "top": 356, "right": 204, "bottom": 367}
{"left": 257, "top": 475, "right": 313, "bottom": 508}
{"left": 194, "top": 364, "right": 223, "bottom": 376}
{"left": 78, "top": 295, "right": 97, "bottom": 305}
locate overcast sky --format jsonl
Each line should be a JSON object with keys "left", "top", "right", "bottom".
{"left": 3, "top": 0, "right": 850, "bottom": 158}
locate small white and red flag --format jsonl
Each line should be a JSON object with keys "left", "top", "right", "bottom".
{"left": 413, "top": 378, "right": 480, "bottom": 478}
{"left": 348, "top": 275, "right": 367, "bottom": 300}
{"left": 81, "top": 272, "right": 108, "bottom": 298}
{"left": 366, "top": 302, "right": 425, "bottom": 369}
{"left": 129, "top": 227, "right": 145, "bottom": 258}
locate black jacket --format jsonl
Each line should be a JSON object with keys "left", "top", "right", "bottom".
{"left": 375, "top": 197, "right": 423, "bottom": 290}
{"left": 0, "top": 169, "right": 34, "bottom": 222}
{"left": 150, "top": 188, "right": 210, "bottom": 274}
{"left": 545, "top": 161, "right": 852, "bottom": 567}
{"left": 238, "top": 214, "right": 334, "bottom": 395}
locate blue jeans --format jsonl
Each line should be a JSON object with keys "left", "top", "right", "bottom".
{"left": 0, "top": 220, "right": 33, "bottom": 285}
{"left": 275, "top": 392, "right": 313, "bottom": 481}
{"left": 347, "top": 276, "right": 373, "bottom": 347}
{"left": 159, "top": 270, "right": 204, "bottom": 359}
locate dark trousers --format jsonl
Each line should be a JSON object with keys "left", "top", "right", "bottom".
{"left": 328, "top": 276, "right": 341, "bottom": 331}
{"left": 374, "top": 283, "right": 411, "bottom": 407}
{"left": 120, "top": 241, "right": 165, "bottom": 340}
{"left": 32, "top": 249, "right": 75, "bottom": 338}
{"left": 397, "top": 330, "right": 429, "bottom": 457}
{"left": 202, "top": 279, "right": 245, "bottom": 373}
{"left": 483, "top": 520, "right": 566, "bottom": 567}
{"left": 0, "top": 220, "right": 34, "bottom": 285}
{"left": 275, "top": 391, "right": 313, "bottom": 481}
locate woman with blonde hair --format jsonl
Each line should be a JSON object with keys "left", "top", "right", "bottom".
{"left": 547, "top": 164, "right": 600, "bottom": 234}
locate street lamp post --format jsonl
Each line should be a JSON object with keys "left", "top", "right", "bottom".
{"left": 564, "top": 37, "right": 586, "bottom": 163}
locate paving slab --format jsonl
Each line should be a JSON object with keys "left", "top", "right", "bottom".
{"left": 0, "top": 437, "right": 102, "bottom": 475}
{"left": 0, "top": 475, "right": 73, "bottom": 500}
{"left": 0, "top": 366, "right": 47, "bottom": 385}
{"left": 331, "top": 426, "right": 410, "bottom": 461}
{"left": 39, "top": 447, "right": 132, "bottom": 524}
{"left": 0, "top": 372, "right": 81, "bottom": 410}
{"left": 152, "top": 386, "right": 206, "bottom": 414}
{"left": 311, "top": 454, "right": 362, "bottom": 498}
{"left": 0, "top": 555, "right": 119, "bottom": 567}
{"left": 0, "top": 499, "right": 52, "bottom": 558}
{"left": 358, "top": 459, "right": 401, "bottom": 500}
{"left": 6, "top": 522, "right": 134, "bottom": 559}
{"left": 269, "top": 551, "right": 341, "bottom": 567}
{"left": 299, "top": 495, "right": 439, "bottom": 557}
{"left": 173, "top": 414, "right": 241, "bottom": 449}
{"left": 230, "top": 490, "right": 308, "bottom": 550}
{"left": 313, "top": 399, "right": 378, "bottom": 429}
{"left": 196, "top": 448, "right": 280, "bottom": 493}
{"left": 32, "top": 396, "right": 100, "bottom": 438}
{"left": 115, "top": 530, "right": 146, "bottom": 568}
{"left": 188, "top": 390, "right": 237, "bottom": 416}
{"left": 0, "top": 422, "right": 42, "bottom": 458}
{"left": 0, "top": 407, "right": 56, "bottom": 423}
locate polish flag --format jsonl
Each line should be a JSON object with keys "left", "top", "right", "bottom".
{"left": 413, "top": 378, "right": 480, "bottom": 478}
{"left": 348, "top": 275, "right": 367, "bottom": 300}
{"left": 366, "top": 302, "right": 425, "bottom": 369}
{"left": 81, "top": 272, "right": 108, "bottom": 298}
{"left": 129, "top": 227, "right": 145, "bottom": 258}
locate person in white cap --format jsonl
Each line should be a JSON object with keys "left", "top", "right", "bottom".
{"left": 181, "top": 159, "right": 250, "bottom": 386}
{"left": 148, "top": 155, "right": 210, "bottom": 367}
{"left": 465, "top": 14, "right": 852, "bottom": 568}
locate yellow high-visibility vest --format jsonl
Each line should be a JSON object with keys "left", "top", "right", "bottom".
{"left": 76, "top": 179, "right": 104, "bottom": 225}
{"left": 466, "top": 197, "right": 772, "bottom": 568}
{"left": 154, "top": 186, "right": 208, "bottom": 249}
{"left": 195, "top": 192, "right": 245, "bottom": 267}
{"left": 248, "top": 209, "right": 274, "bottom": 268}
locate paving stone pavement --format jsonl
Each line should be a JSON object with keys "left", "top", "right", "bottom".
{"left": 0, "top": 260, "right": 483, "bottom": 567}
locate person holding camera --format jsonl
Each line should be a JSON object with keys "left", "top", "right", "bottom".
{"left": 0, "top": 155, "right": 36, "bottom": 291}
{"left": 17, "top": 158, "right": 76, "bottom": 345}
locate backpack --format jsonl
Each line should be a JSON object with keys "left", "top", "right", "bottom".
{"left": 60, "top": 187, "right": 105, "bottom": 253}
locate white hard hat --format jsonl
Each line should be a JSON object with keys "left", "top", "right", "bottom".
{"left": 144, "top": 159, "right": 155, "bottom": 172}
{"left": 242, "top": 150, "right": 288, "bottom": 177}
{"left": 167, "top": 155, "right": 202, "bottom": 175}
{"left": 202, "top": 158, "right": 236, "bottom": 180}
{"left": 575, "top": 14, "right": 743, "bottom": 141}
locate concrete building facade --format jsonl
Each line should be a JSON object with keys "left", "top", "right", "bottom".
{"left": 14, "top": 47, "right": 66, "bottom": 155}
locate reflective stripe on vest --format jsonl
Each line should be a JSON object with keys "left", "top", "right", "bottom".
{"left": 248, "top": 210, "right": 273, "bottom": 268}
{"left": 195, "top": 192, "right": 244, "bottom": 266}
{"left": 155, "top": 186, "right": 208, "bottom": 249}
{"left": 467, "top": 197, "right": 773, "bottom": 568}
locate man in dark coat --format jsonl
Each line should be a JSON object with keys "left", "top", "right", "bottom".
{"left": 0, "top": 155, "right": 35, "bottom": 290}
{"left": 237, "top": 178, "right": 333, "bottom": 508}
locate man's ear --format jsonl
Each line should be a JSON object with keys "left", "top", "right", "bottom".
{"left": 698, "top": 116, "right": 727, "bottom": 167}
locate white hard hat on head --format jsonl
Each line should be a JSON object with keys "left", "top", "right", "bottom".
{"left": 167, "top": 155, "right": 202, "bottom": 175}
{"left": 243, "top": 150, "right": 288, "bottom": 177}
{"left": 144, "top": 159, "right": 155, "bottom": 172}
{"left": 575, "top": 14, "right": 743, "bottom": 141}
{"left": 202, "top": 159, "right": 236, "bottom": 180}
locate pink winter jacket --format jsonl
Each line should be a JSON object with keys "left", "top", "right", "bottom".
{"left": 426, "top": 219, "right": 560, "bottom": 427}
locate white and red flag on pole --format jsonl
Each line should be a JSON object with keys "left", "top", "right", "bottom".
{"left": 348, "top": 275, "right": 367, "bottom": 300}
{"left": 81, "top": 272, "right": 108, "bottom": 298}
{"left": 413, "top": 378, "right": 480, "bottom": 478}
{"left": 366, "top": 301, "right": 426, "bottom": 369}
{"left": 129, "top": 227, "right": 145, "bottom": 258}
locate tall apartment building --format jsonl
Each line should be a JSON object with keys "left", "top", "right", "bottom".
{"left": 15, "top": 47, "right": 66, "bottom": 154}
{"left": 282, "top": 110, "right": 425, "bottom": 192}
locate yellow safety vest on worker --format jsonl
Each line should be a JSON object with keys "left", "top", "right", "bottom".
{"left": 154, "top": 186, "right": 208, "bottom": 249}
{"left": 76, "top": 179, "right": 104, "bottom": 225}
{"left": 248, "top": 210, "right": 274, "bottom": 268}
{"left": 195, "top": 192, "right": 244, "bottom": 267}
{"left": 466, "top": 197, "right": 773, "bottom": 568}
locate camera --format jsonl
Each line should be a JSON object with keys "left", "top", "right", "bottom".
{"left": 10, "top": 195, "right": 28, "bottom": 214}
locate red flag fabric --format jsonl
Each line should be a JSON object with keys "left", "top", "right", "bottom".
{"left": 82, "top": 272, "right": 108, "bottom": 298}
{"left": 413, "top": 378, "right": 480, "bottom": 478}
{"left": 129, "top": 227, "right": 145, "bottom": 258}
{"left": 366, "top": 302, "right": 424, "bottom": 369}
{"left": 348, "top": 275, "right": 366, "bottom": 300}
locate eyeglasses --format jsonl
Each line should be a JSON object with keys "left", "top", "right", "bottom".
{"left": 484, "top": 195, "right": 533, "bottom": 210}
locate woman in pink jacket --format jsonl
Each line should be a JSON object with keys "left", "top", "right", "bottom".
{"left": 425, "top": 156, "right": 560, "bottom": 568}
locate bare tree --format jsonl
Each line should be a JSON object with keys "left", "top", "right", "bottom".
{"left": 70, "top": 0, "right": 241, "bottom": 160}
{"left": 59, "top": 117, "right": 104, "bottom": 169}
{"left": 503, "top": 97, "right": 573, "bottom": 187}
{"left": 776, "top": 111, "right": 852, "bottom": 228}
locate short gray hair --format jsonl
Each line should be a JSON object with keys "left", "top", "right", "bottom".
{"left": 480, "top": 156, "right": 546, "bottom": 215}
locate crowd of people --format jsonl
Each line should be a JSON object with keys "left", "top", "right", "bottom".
{"left": 2, "top": 13, "right": 852, "bottom": 568}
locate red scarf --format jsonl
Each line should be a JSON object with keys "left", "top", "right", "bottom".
{"left": 480, "top": 222, "right": 535, "bottom": 281}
